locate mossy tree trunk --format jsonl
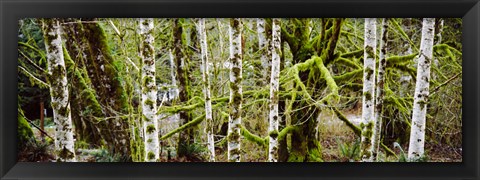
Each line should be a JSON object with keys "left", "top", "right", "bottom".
{"left": 61, "top": 19, "right": 106, "bottom": 148}
{"left": 139, "top": 18, "right": 160, "bottom": 162}
{"left": 268, "top": 18, "right": 281, "bottom": 162}
{"left": 372, "top": 18, "right": 388, "bottom": 161}
{"left": 278, "top": 36, "right": 288, "bottom": 162}
{"left": 173, "top": 18, "right": 194, "bottom": 157}
{"left": 227, "top": 18, "right": 243, "bottom": 162}
{"left": 42, "top": 18, "right": 76, "bottom": 162}
{"left": 197, "top": 18, "right": 216, "bottom": 162}
{"left": 281, "top": 18, "right": 343, "bottom": 162}
{"left": 61, "top": 19, "right": 131, "bottom": 159}
{"left": 63, "top": 45, "right": 105, "bottom": 147}
{"left": 408, "top": 18, "right": 435, "bottom": 161}
{"left": 360, "top": 18, "right": 377, "bottom": 162}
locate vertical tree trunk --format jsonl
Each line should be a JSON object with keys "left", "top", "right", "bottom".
{"left": 408, "top": 18, "right": 435, "bottom": 161}
{"left": 198, "top": 18, "right": 216, "bottom": 162}
{"left": 173, "top": 18, "right": 194, "bottom": 157}
{"left": 257, "top": 18, "right": 272, "bottom": 84}
{"left": 40, "top": 100, "right": 45, "bottom": 140}
{"left": 268, "top": 18, "right": 281, "bottom": 162}
{"left": 360, "top": 18, "right": 377, "bottom": 162}
{"left": 42, "top": 18, "right": 76, "bottom": 162}
{"left": 278, "top": 36, "right": 288, "bottom": 162}
{"left": 227, "top": 18, "right": 243, "bottom": 162}
{"left": 372, "top": 18, "right": 388, "bottom": 161}
{"left": 139, "top": 18, "right": 159, "bottom": 162}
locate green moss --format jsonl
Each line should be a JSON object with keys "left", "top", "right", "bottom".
{"left": 269, "top": 130, "right": 279, "bottom": 139}
{"left": 332, "top": 106, "right": 361, "bottom": 136}
{"left": 146, "top": 125, "right": 156, "bottom": 134}
{"left": 387, "top": 53, "right": 418, "bottom": 65}
{"left": 160, "top": 113, "right": 206, "bottom": 140}
{"left": 56, "top": 147, "right": 75, "bottom": 161}
{"left": 364, "top": 91, "right": 372, "bottom": 101}
{"left": 240, "top": 126, "right": 267, "bottom": 146}
{"left": 18, "top": 109, "right": 34, "bottom": 144}
{"left": 144, "top": 99, "right": 155, "bottom": 107}
{"left": 147, "top": 151, "right": 155, "bottom": 160}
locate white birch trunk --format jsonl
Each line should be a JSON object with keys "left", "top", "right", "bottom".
{"left": 268, "top": 18, "right": 281, "bottom": 162}
{"left": 408, "top": 18, "right": 435, "bottom": 161}
{"left": 42, "top": 18, "right": 76, "bottom": 162}
{"left": 169, "top": 49, "right": 179, "bottom": 98}
{"left": 257, "top": 18, "right": 272, "bottom": 84}
{"left": 257, "top": 18, "right": 268, "bottom": 68}
{"left": 227, "top": 18, "right": 243, "bottom": 162}
{"left": 197, "top": 18, "right": 216, "bottom": 162}
{"left": 360, "top": 18, "right": 377, "bottom": 162}
{"left": 372, "top": 18, "right": 388, "bottom": 161}
{"left": 139, "top": 18, "right": 159, "bottom": 162}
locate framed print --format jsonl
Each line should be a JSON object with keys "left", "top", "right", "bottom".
{"left": 1, "top": 0, "right": 479, "bottom": 179}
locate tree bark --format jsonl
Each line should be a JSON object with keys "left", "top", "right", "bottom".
{"left": 62, "top": 19, "right": 131, "bottom": 159}
{"left": 173, "top": 18, "right": 194, "bottom": 157}
{"left": 227, "top": 18, "right": 243, "bottom": 162}
{"left": 139, "top": 18, "right": 160, "bottom": 162}
{"left": 408, "top": 18, "right": 435, "bottom": 161}
{"left": 42, "top": 18, "right": 76, "bottom": 162}
{"left": 268, "top": 18, "right": 281, "bottom": 162}
{"left": 257, "top": 18, "right": 272, "bottom": 85}
{"left": 198, "top": 18, "right": 216, "bottom": 162}
{"left": 372, "top": 18, "right": 388, "bottom": 161}
{"left": 360, "top": 18, "right": 376, "bottom": 162}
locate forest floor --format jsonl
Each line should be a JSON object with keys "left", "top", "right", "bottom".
{"left": 20, "top": 111, "right": 461, "bottom": 162}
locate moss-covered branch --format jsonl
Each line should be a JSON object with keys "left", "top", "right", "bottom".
{"left": 331, "top": 106, "right": 361, "bottom": 136}
{"left": 240, "top": 126, "right": 268, "bottom": 146}
{"left": 386, "top": 53, "right": 418, "bottom": 65}
{"left": 333, "top": 69, "right": 363, "bottom": 82}
{"left": 340, "top": 49, "right": 364, "bottom": 59}
{"left": 18, "top": 66, "right": 50, "bottom": 88}
{"left": 159, "top": 113, "right": 206, "bottom": 140}
{"left": 240, "top": 125, "right": 297, "bottom": 147}
{"left": 381, "top": 142, "right": 398, "bottom": 158}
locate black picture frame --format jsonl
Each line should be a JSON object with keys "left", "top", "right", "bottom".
{"left": 1, "top": 0, "right": 479, "bottom": 179}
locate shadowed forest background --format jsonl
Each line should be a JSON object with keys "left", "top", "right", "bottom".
{"left": 17, "top": 18, "right": 462, "bottom": 162}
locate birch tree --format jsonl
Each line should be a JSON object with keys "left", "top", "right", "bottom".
{"left": 360, "top": 18, "right": 377, "bottom": 162}
{"left": 197, "top": 18, "right": 216, "bottom": 162}
{"left": 257, "top": 18, "right": 272, "bottom": 84}
{"left": 372, "top": 18, "right": 388, "bottom": 161}
{"left": 408, "top": 18, "right": 435, "bottom": 161}
{"left": 42, "top": 18, "right": 76, "bottom": 162}
{"left": 267, "top": 18, "right": 281, "bottom": 162}
{"left": 228, "top": 18, "right": 243, "bottom": 162}
{"left": 139, "top": 18, "right": 159, "bottom": 162}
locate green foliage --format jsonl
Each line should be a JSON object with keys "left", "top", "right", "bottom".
{"left": 177, "top": 142, "right": 209, "bottom": 162}
{"left": 18, "top": 109, "right": 35, "bottom": 148}
{"left": 20, "top": 137, "right": 54, "bottom": 162}
{"left": 337, "top": 138, "right": 361, "bottom": 162}
{"left": 93, "top": 149, "right": 130, "bottom": 162}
